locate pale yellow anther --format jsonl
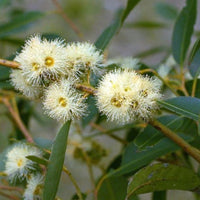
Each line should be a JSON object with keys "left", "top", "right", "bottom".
{"left": 32, "top": 63, "right": 40, "bottom": 71}
{"left": 45, "top": 56, "right": 54, "bottom": 67}
{"left": 131, "top": 100, "right": 138, "bottom": 109}
{"left": 58, "top": 97, "right": 67, "bottom": 107}
{"left": 111, "top": 96, "right": 123, "bottom": 107}
{"left": 17, "top": 159, "right": 23, "bottom": 167}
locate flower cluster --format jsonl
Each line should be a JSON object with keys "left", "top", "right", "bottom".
{"left": 4, "top": 143, "right": 44, "bottom": 199}
{"left": 96, "top": 69, "right": 162, "bottom": 124}
{"left": 10, "top": 35, "right": 162, "bottom": 123}
{"left": 4, "top": 143, "right": 42, "bottom": 182}
{"left": 11, "top": 35, "right": 103, "bottom": 122}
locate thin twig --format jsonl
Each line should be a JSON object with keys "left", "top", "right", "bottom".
{"left": 63, "top": 166, "right": 83, "bottom": 200}
{"left": 2, "top": 98, "right": 34, "bottom": 143}
{"left": 192, "top": 76, "right": 198, "bottom": 97}
{"left": 139, "top": 68, "right": 179, "bottom": 96}
{"left": 75, "top": 84, "right": 97, "bottom": 95}
{"left": 52, "top": 0, "right": 83, "bottom": 38}
{"left": 94, "top": 174, "right": 107, "bottom": 200}
{"left": 90, "top": 122, "right": 128, "bottom": 145}
{"left": 0, "top": 190, "right": 20, "bottom": 200}
{"left": 82, "top": 150, "right": 96, "bottom": 188}
{"left": 0, "top": 59, "right": 19, "bottom": 69}
{"left": 0, "top": 185, "right": 23, "bottom": 194}
{"left": 149, "top": 119, "right": 200, "bottom": 163}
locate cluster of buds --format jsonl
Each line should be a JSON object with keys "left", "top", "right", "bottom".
{"left": 10, "top": 35, "right": 162, "bottom": 124}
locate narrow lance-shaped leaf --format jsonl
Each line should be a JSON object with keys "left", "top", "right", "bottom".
{"left": 172, "top": 0, "right": 197, "bottom": 65}
{"left": 189, "top": 41, "right": 200, "bottom": 78}
{"left": 135, "top": 115, "right": 197, "bottom": 148}
{"left": 157, "top": 97, "right": 200, "bottom": 121}
{"left": 43, "top": 121, "right": 71, "bottom": 200}
{"left": 97, "top": 176, "right": 128, "bottom": 200}
{"left": 152, "top": 191, "right": 166, "bottom": 200}
{"left": 95, "top": 0, "right": 141, "bottom": 51}
{"left": 125, "top": 21, "right": 167, "bottom": 29}
{"left": 155, "top": 2, "right": 178, "bottom": 21}
{"left": 127, "top": 163, "right": 200, "bottom": 199}
{"left": 0, "top": 11, "right": 45, "bottom": 38}
{"left": 106, "top": 134, "right": 192, "bottom": 177}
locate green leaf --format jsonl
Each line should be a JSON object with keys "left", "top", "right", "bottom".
{"left": 43, "top": 121, "right": 71, "bottom": 200}
{"left": 0, "top": 11, "right": 45, "bottom": 38}
{"left": 152, "top": 191, "right": 166, "bottom": 200}
{"left": 158, "top": 97, "right": 200, "bottom": 121}
{"left": 107, "top": 134, "right": 192, "bottom": 177}
{"left": 71, "top": 193, "right": 87, "bottom": 200}
{"left": 134, "top": 115, "right": 190, "bottom": 148}
{"left": 26, "top": 155, "right": 48, "bottom": 166}
{"left": 155, "top": 2, "right": 178, "bottom": 21}
{"left": 188, "top": 38, "right": 200, "bottom": 65}
{"left": 95, "top": 0, "right": 141, "bottom": 51}
{"left": 81, "top": 96, "right": 98, "bottom": 127}
{"left": 134, "top": 46, "right": 169, "bottom": 58}
{"left": 0, "top": 37, "right": 24, "bottom": 46}
{"left": 0, "top": 81, "right": 13, "bottom": 89}
{"left": 189, "top": 47, "right": 200, "bottom": 78}
{"left": 0, "top": 0, "right": 10, "bottom": 8}
{"left": 127, "top": 163, "right": 200, "bottom": 198}
{"left": 34, "top": 137, "right": 52, "bottom": 149}
{"left": 172, "top": 0, "right": 197, "bottom": 65}
{"left": 125, "top": 21, "right": 167, "bottom": 29}
{"left": 185, "top": 79, "right": 200, "bottom": 98}
{"left": 97, "top": 176, "right": 128, "bottom": 200}
{"left": 0, "top": 66, "right": 10, "bottom": 81}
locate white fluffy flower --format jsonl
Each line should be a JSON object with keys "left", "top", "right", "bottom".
{"left": 65, "top": 42, "right": 103, "bottom": 76}
{"left": 106, "top": 57, "right": 140, "bottom": 70}
{"left": 96, "top": 69, "right": 161, "bottom": 123}
{"left": 14, "top": 35, "right": 67, "bottom": 85}
{"left": 10, "top": 69, "right": 42, "bottom": 99}
{"left": 4, "top": 143, "right": 42, "bottom": 182}
{"left": 23, "top": 174, "right": 43, "bottom": 200}
{"left": 43, "top": 79, "right": 87, "bottom": 122}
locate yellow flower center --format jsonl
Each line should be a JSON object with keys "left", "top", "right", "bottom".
{"left": 45, "top": 57, "right": 54, "bottom": 67}
{"left": 131, "top": 100, "right": 139, "bottom": 109}
{"left": 111, "top": 96, "right": 124, "bottom": 107}
{"left": 17, "top": 158, "right": 23, "bottom": 167}
{"left": 124, "top": 87, "right": 131, "bottom": 92}
{"left": 58, "top": 97, "right": 67, "bottom": 107}
{"left": 32, "top": 63, "right": 40, "bottom": 71}
{"left": 34, "top": 185, "right": 41, "bottom": 195}
{"left": 140, "top": 89, "right": 148, "bottom": 97}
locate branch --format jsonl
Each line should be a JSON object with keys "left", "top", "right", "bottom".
{"left": 0, "top": 185, "right": 23, "bottom": 194}
{"left": 63, "top": 166, "right": 83, "bottom": 200}
{"left": 75, "top": 84, "right": 97, "bottom": 95}
{"left": 0, "top": 59, "right": 19, "bottom": 69}
{"left": 139, "top": 68, "right": 179, "bottom": 96}
{"left": 52, "top": 0, "right": 83, "bottom": 38}
{"left": 0, "top": 190, "right": 20, "bottom": 200}
{"left": 149, "top": 119, "right": 200, "bottom": 163}
{"left": 90, "top": 122, "right": 128, "bottom": 145}
{"left": 2, "top": 98, "right": 34, "bottom": 143}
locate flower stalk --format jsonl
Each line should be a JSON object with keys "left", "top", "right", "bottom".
{"left": 149, "top": 119, "right": 200, "bottom": 163}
